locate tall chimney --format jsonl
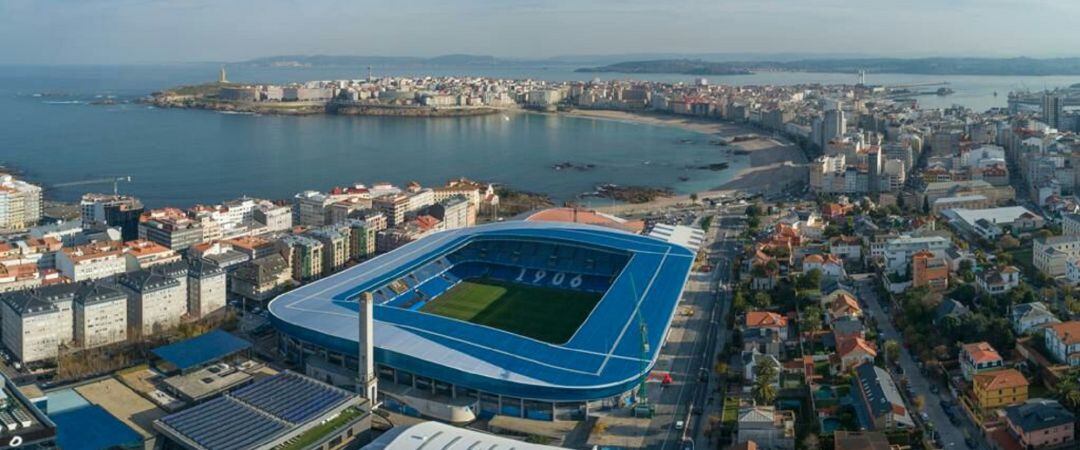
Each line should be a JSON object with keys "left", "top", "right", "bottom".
{"left": 358, "top": 292, "right": 377, "bottom": 401}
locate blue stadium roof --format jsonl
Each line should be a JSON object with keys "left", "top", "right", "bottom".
{"left": 51, "top": 405, "right": 142, "bottom": 450}
{"left": 269, "top": 221, "right": 695, "bottom": 401}
{"left": 151, "top": 330, "right": 251, "bottom": 371}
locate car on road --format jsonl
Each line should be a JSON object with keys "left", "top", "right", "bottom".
{"left": 674, "top": 420, "right": 685, "bottom": 431}
{"left": 930, "top": 384, "right": 940, "bottom": 395}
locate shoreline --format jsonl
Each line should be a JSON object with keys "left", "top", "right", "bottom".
{"left": 558, "top": 109, "right": 809, "bottom": 215}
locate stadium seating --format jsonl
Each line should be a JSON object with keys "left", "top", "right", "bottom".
{"left": 378, "top": 238, "right": 629, "bottom": 309}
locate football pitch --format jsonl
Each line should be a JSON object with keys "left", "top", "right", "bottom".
{"left": 420, "top": 278, "right": 602, "bottom": 344}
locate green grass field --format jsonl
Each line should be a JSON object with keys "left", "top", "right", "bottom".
{"left": 420, "top": 278, "right": 602, "bottom": 344}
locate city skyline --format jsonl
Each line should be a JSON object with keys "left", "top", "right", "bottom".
{"left": 3, "top": 0, "right": 1080, "bottom": 65}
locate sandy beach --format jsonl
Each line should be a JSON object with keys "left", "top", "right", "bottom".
{"left": 562, "top": 109, "right": 809, "bottom": 215}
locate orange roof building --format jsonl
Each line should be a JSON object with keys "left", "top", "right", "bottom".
{"left": 973, "top": 369, "right": 1029, "bottom": 410}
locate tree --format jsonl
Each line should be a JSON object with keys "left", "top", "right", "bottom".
{"left": 1056, "top": 368, "right": 1080, "bottom": 413}
{"left": 689, "top": 192, "right": 698, "bottom": 204}
{"left": 752, "top": 291, "right": 772, "bottom": 309}
{"left": 802, "top": 306, "right": 823, "bottom": 335}
{"left": 998, "top": 235, "right": 1020, "bottom": 250}
{"left": 884, "top": 340, "right": 901, "bottom": 366}
{"left": 752, "top": 358, "right": 779, "bottom": 406}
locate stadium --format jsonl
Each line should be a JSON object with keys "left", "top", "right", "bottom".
{"left": 268, "top": 221, "right": 694, "bottom": 421}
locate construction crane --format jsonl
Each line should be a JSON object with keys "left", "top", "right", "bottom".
{"left": 51, "top": 176, "right": 132, "bottom": 196}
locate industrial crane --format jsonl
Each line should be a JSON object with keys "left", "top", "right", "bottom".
{"left": 51, "top": 176, "right": 132, "bottom": 196}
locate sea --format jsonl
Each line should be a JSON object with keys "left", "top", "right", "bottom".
{"left": 0, "top": 63, "right": 1077, "bottom": 208}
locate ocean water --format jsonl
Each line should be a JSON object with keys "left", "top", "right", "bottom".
{"left": 0, "top": 64, "right": 1076, "bottom": 207}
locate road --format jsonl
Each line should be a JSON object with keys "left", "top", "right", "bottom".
{"left": 643, "top": 207, "right": 743, "bottom": 450}
{"left": 854, "top": 275, "right": 984, "bottom": 450}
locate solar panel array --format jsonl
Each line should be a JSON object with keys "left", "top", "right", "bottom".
{"left": 158, "top": 372, "right": 358, "bottom": 450}
{"left": 159, "top": 397, "right": 288, "bottom": 450}
{"left": 231, "top": 371, "right": 353, "bottom": 424}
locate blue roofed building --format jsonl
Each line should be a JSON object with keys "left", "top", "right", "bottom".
{"left": 151, "top": 329, "right": 252, "bottom": 374}
{"left": 268, "top": 221, "right": 694, "bottom": 421}
{"left": 850, "top": 363, "right": 914, "bottom": 430}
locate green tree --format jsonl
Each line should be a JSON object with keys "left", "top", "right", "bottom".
{"left": 802, "top": 305, "right": 823, "bottom": 335}
{"left": 884, "top": 340, "right": 901, "bottom": 366}
{"left": 752, "top": 358, "right": 779, "bottom": 406}
{"left": 752, "top": 291, "right": 772, "bottom": 309}
{"left": 1056, "top": 368, "right": 1080, "bottom": 413}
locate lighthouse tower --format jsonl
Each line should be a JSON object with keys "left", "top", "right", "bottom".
{"left": 358, "top": 292, "right": 378, "bottom": 401}
{"left": 218, "top": 66, "right": 228, "bottom": 84}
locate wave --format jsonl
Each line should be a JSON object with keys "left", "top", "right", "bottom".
{"left": 43, "top": 100, "right": 83, "bottom": 105}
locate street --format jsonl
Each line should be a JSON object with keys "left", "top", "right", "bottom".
{"left": 643, "top": 207, "right": 743, "bottom": 450}
{"left": 855, "top": 275, "right": 985, "bottom": 450}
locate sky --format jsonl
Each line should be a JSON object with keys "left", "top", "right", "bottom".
{"left": 2, "top": 0, "right": 1079, "bottom": 65}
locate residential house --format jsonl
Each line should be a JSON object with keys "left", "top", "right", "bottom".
{"left": 230, "top": 254, "right": 292, "bottom": 303}
{"left": 1043, "top": 321, "right": 1080, "bottom": 367}
{"left": 1033, "top": 235, "right": 1080, "bottom": 278}
{"left": 972, "top": 369, "right": 1029, "bottom": 410}
{"left": 803, "top": 254, "right": 846, "bottom": 279}
{"left": 735, "top": 406, "right": 795, "bottom": 450}
{"left": 746, "top": 311, "right": 789, "bottom": 341}
{"left": 743, "top": 351, "right": 782, "bottom": 385}
{"left": 832, "top": 431, "right": 892, "bottom": 450}
{"left": 977, "top": 266, "right": 1020, "bottom": 296}
{"left": 933, "top": 299, "right": 972, "bottom": 325}
{"left": 960, "top": 342, "right": 1005, "bottom": 381}
{"left": 835, "top": 337, "right": 877, "bottom": 373}
{"left": 1011, "top": 302, "right": 1060, "bottom": 335}
{"left": 1004, "top": 399, "right": 1075, "bottom": 450}
{"left": 826, "top": 291, "right": 862, "bottom": 324}
{"left": 829, "top": 235, "right": 862, "bottom": 263}
{"left": 851, "top": 363, "right": 914, "bottom": 430}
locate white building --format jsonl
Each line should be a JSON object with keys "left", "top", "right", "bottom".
{"left": 187, "top": 259, "right": 226, "bottom": 319}
{"left": 1033, "top": 235, "right": 1080, "bottom": 278}
{"left": 0, "top": 174, "right": 43, "bottom": 231}
{"left": 254, "top": 200, "right": 292, "bottom": 233}
{"left": 883, "top": 235, "right": 950, "bottom": 275}
{"left": 120, "top": 270, "right": 186, "bottom": 337}
{"left": 74, "top": 282, "right": 128, "bottom": 349}
{"left": 0, "top": 284, "right": 77, "bottom": 363}
{"left": 55, "top": 241, "right": 127, "bottom": 282}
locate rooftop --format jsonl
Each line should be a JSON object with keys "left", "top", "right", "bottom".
{"left": 363, "top": 421, "right": 566, "bottom": 450}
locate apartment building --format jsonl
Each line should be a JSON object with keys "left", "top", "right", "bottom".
{"left": 80, "top": 193, "right": 144, "bottom": 241}
{"left": 346, "top": 219, "right": 378, "bottom": 260}
{"left": 308, "top": 227, "right": 349, "bottom": 274}
{"left": 226, "top": 235, "right": 280, "bottom": 260}
{"left": 0, "top": 174, "right": 43, "bottom": 231}
{"left": 279, "top": 235, "right": 324, "bottom": 281}
{"left": 423, "top": 195, "right": 473, "bottom": 230}
{"left": 139, "top": 208, "right": 204, "bottom": 251}
{"left": 55, "top": 241, "right": 126, "bottom": 282}
{"left": 123, "top": 239, "right": 181, "bottom": 271}
{"left": 230, "top": 255, "right": 291, "bottom": 302}
{"left": 883, "top": 235, "right": 950, "bottom": 275}
{"left": 187, "top": 259, "right": 226, "bottom": 319}
{"left": 912, "top": 250, "right": 949, "bottom": 291}
{"left": 293, "top": 190, "right": 333, "bottom": 227}
{"left": 119, "top": 270, "right": 186, "bottom": 337}
{"left": 0, "top": 284, "right": 77, "bottom": 363}
{"left": 73, "top": 282, "right": 128, "bottom": 349}
{"left": 254, "top": 200, "right": 292, "bottom": 233}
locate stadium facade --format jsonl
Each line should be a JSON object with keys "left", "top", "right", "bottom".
{"left": 268, "top": 221, "right": 694, "bottom": 421}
